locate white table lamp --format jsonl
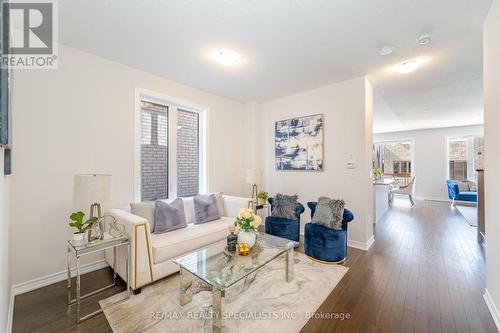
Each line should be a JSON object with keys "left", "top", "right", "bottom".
{"left": 245, "top": 169, "right": 262, "bottom": 200}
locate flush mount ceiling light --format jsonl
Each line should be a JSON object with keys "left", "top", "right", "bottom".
{"left": 418, "top": 34, "right": 432, "bottom": 45}
{"left": 380, "top": 46, "right": 395, "bottom": 56}
{"left": 213, "top": 49, "right": 241, "bottom": 66}
{"left": 393, "top": 59, "right": 425, "bottom": 74}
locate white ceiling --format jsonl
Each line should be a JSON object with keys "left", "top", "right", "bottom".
{"left": 59, "top": 0, "right": 491, "bottom": 133}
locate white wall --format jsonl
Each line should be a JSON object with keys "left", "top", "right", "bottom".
{"left": 374, "top": 125, "right": 483, "bottom": 201}
{"left": 484, "top": 0, "right": 500, "bottom": 328}
{"left": 10, "top": 45, "right": 247, "bottom": 286}
{"left": 258, "top": 77, "right": 374, "bottom": 245}
{"left": 0, "top": 148, "right": 11, "bottom": 333}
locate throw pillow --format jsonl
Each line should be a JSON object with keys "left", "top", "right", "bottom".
{"left": 153, "top": 198, "right": 187, "bottom": 234}
{"left": 467, "top": 181, "right": 478, "bottom": 192}
{"left": 271, "top": 193, "right": 298, "bottom": 220}
{"left": 457, "top": 181, "right": 470, "bottom": 193}
{"left": 130, "top": 201, "right": 155, "bottom": 231}
{"left": 213, "top": 192, "right": 226, "bottom": 216}
{"left": 312, "top": 197, "right": 345, "bottom": 230}
{"left": 193, "top": 193, "right": 220, "bottom": 224}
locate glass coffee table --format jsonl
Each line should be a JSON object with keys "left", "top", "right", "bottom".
{"left": 174, "top": 232, "right": 298, "bottom": 330}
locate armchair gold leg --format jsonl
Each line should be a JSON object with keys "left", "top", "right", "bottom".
{"left": 307, "top": 255, "right": 346, "bottom": 265}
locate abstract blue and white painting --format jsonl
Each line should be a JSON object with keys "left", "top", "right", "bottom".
{"left": 275, "top": 114, "right": 323, "bottom": 171}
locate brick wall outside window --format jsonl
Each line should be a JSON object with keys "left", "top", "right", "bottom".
{"left": 141, "top": 101, "right": 168, "bottom": 201}
{"left": 177, "top": 109, "right": 199, "bottom": 197}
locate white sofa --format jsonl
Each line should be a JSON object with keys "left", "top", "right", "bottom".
{"left": 105, "top": 195, "right": 252, "bottom": 292}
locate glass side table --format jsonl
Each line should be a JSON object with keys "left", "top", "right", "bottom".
{"left": 248, "top": 201, "right": 271, "bottom": 215}
{"left": 67, "top": 233, "right": 130, "bottom": 323}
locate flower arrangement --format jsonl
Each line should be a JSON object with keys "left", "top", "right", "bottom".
{"left": 234, "top": 208, "right": 262, "bottom": 232}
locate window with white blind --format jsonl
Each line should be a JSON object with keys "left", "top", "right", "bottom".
{"left": 135, "top": 91, "right": 205, "bottom": 201}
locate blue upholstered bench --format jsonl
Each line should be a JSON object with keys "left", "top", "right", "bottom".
{"left": 264, "top": 197, "right": 305, "bottom": 244}
{"left": 304, "top": 202, "right": 354, "bottom": 264}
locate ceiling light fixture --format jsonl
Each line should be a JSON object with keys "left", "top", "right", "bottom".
{"left": 380, "top": 46, "right": 395, "bottom": 56}
{"left": 393, "top": 59, "right": 425, "bottom": 74}
{"left": 418, "top": 34, "right": 432, "bottom": 46}
{"left": 214, "top": 49, "right": 241, "bottom": 66}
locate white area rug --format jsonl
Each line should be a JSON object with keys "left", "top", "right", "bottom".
{"left": 100, "top": 252, "right": 348, "bottom": 333}
{"left": 456, "top": 205, "right": 478, "bottom": 227}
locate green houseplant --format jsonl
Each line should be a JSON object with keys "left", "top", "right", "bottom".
{"left": 373, "top": 167, "right": 382, "bottom": 180}
{"left": 256, "top": 191, "right": 269, "bottom": 205}
{"left": 69, "top": 211, "right": 98, "bottom": 245}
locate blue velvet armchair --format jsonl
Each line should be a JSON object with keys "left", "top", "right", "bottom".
{"left": 446, "top": 180, "right": 477, "bottom": 204}
{"left": 304, "top": 202, "right": 354, "bottom": 263}
{"left": 265, "top": 197, "right": 305, "bottom": 243}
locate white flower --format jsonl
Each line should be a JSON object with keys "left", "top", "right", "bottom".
{"left": 239, "top": 208, "right": 253, "bottom": 219}
{"left": 251, "top": 215, "right": 262, "bottom": 228}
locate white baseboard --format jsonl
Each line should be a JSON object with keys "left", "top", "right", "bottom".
{"left": 6, "top": 259, "right": 108, "bottom": 333}
{"left": 416, "top": 196, "right": 449, "bottom": 202}
{"left": 11, "top": 259, "right": 108, "bottom": 296}
{"left": 484, "top": 288, "right": 500, "bottom": 332}
{"left": 348, "top": 235, "right": 375, "bottom": 251}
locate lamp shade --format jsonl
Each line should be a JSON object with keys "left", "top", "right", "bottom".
{"left": 245, "top": 169, "right": 262, "bottom": 185}
{"left": 74, "top": 174, "right": 112, "bottom": 204}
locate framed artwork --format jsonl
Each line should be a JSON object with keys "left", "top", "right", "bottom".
{"left": 0, "top": 66, "right": 8, "bottom": 146}
{"left": 3, "top": 148, "right": 10, "bottom": 175}
{"left": 0, "top": 1, "right": 8, "bottom": 146}
{"left": 1, "top": 3, "right": 11, "bottom": 175}
{"left": 275, "top": 114, "right": 324, "bottom": 171}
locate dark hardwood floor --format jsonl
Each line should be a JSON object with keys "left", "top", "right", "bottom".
{"left": 301, "top": 198, "right": 496, "bottom": 333}
{"left": 12, "top": 199, "right": 497, "bottom": 332}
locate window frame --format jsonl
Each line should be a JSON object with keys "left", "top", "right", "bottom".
{"left": 134, "top": 88, "right": 208, "bottom": 202}
{"left": 446, "top": 135, "right": 483, "bottom": 182}
{"left": 373, "top": 138, "right": 415, "bottom": 177}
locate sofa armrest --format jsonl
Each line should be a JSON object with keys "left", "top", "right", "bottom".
{"left": 105, "top": 209, "right": 154, "bottom": 290}
{"left": 447, "top": 181, "right": 460, "bottom": 199}
{"left": 222, "top": 195, "right": 253, "bottom": 217}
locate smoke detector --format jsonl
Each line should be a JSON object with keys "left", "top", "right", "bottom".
{"left": 418, "top": 34, "right": 432, "bottom": 45}
{"left": 379, "top": 46, "right": 395, "bottom": 56}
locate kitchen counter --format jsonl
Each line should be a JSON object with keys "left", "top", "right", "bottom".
{"left": 373, "top": 178, "right": 395, "bottom": 223}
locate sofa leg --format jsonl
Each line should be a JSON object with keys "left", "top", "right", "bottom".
{"left": 133, "top": 288, "right": 142, "bottom": 295}
{"left": 409, "top": 195, "right": 415, "bottom": 206}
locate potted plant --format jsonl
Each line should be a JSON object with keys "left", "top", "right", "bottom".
{"left": 234, "top": 208, "right": 262, "bottom": 248}
{"left": 373, "top": 167, "right": 382, "bottom": 180}
{"left": 69, "top": 211, "right": 98, "bottom": 245}
{"left": 256, "top": 191, "right": 269, "bottom": 205}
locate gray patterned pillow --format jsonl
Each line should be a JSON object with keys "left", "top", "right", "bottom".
{"left": 153, "top": 198, "right": 187, "bottom": 234}
{"left": 193, "top": 194, "right": 220, "bottom": 224}
{"left": 271, "top": 193, "right": 298, "bottom": 220}
{"left": 312, "top": 197, "right": 345, "bottom": 230}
